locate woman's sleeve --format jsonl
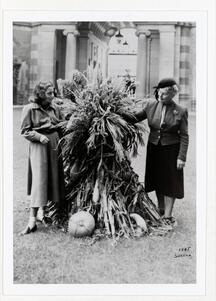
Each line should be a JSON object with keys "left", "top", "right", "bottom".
{"left": 20, "top": 106, "right": 43, "bottom": 142}
{"left": 178, "top": 108, "right": 189, "bottom": 162}
{"left": 118, "top": 101, "right": 148, "bottom": 123}
{"left": 53, "top": 102, "right": 66, "bottom": 121}
{"left": 58, "top": 106, "right": 66, "bottom": 121}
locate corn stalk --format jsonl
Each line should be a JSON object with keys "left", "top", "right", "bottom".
{"left": 49, "top": 72, "right": 170, "bottom": 237}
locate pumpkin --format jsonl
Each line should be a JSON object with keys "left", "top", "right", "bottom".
{"left": 68, "top": 211, "right": 95, "bottom": 238}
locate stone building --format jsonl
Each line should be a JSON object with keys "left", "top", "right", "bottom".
{"left": 13, "top": 21, "right": 196, "bottom": 110}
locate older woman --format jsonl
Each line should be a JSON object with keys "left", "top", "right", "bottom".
{"left": 20, "top": 81, "right": 66, "bottom": 235}
{"left": 122, "top": 78, "right": 189, "bottom": 226}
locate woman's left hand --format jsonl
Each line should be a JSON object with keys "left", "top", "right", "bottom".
{"left": 177, "top": 159, "right": 185, "bottom": 170}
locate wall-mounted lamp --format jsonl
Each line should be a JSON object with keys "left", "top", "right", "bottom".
{"left": 115, "top": 29, "right": 124, "bottom": 44}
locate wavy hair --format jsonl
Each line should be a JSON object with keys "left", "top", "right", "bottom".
{"left": 33, "top": 80, "right": 54, "bottom": 104}
{"left": 154, "top": 84, "right": 179, "bottom": 101}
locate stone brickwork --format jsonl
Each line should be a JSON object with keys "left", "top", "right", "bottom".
{"left": 13, "top": 21, "right": 196, "bottom": 110}
{"left": 29, "top": 27, "right": 39, "bottom": 93}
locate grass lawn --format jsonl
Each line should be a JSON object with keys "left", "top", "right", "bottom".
{"left": 13, "top": 107, "right": 196, "bottom": 284}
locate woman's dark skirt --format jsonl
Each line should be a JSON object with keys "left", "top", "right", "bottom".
{"left": 145, "top": 142, "right": 184, "bottom": 199}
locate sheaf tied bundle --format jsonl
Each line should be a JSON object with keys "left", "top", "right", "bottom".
{"left": 49, "top": 73, "right": 171, "bottom": 238}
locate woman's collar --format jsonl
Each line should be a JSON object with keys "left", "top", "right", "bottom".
{"left": 31, "top": 102, "right": 55, "bottom": 110}
{"left": 157, "top": 98, "right": 176, "bottom": 106}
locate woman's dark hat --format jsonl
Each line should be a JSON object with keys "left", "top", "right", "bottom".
{"left": 153, "top": 78, "right": 177, "bottom": 89}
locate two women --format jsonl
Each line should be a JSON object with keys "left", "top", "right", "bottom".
{"left": 20, "top": 77, "right": 189, "bottom": 234}
{"left": 20, "top": 81, "right": 66, "bottom": 235}
{"left": 122, "top": 78, "right": 189, "bottom": 226}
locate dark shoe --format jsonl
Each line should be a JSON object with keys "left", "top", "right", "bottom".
{"left": 162, "top": 217, "right": 177, "bottom": 227}
{"left": 19, "top": 224, "right": 37, "bottom": 236}
{"left": 159, "top": 209, "right": 165, "bottom": 216}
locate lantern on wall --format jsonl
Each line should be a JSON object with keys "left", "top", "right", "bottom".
{"left": 115, "top": 29, "right": 124, "bottom": 44}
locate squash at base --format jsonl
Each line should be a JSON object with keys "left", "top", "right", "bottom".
{"left": 68, "top": 211, "right": 95, "bottom": 238}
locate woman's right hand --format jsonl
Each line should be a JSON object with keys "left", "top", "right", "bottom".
{"left": 40, "top": 135, "right": 49, "bottom": 144}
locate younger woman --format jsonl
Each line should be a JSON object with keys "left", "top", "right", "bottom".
{"left": 20, "top": 81, "right": 66, "bottom": 235}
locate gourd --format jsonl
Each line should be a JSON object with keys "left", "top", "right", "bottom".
{"left": 130, "top": 213, "right": 148, "bottom": 232}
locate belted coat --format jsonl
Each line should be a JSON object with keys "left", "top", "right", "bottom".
{"left": 21, "top": 101, "right": 65, "bottom": 207}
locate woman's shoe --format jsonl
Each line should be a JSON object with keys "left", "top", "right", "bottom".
{"left": 19, "top": 224, "right": 37, "bottom": 236}
{"left": 170, "top": 217, "right": 178, "bottom": 227}
{"left": 159, "top": 209, "right": 165, "bottom": 216}
{"left": 162, "top": 217, "right": 177, "bottom": 227}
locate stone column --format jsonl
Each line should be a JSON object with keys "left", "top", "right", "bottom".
{"left": 174, "top": 25, "right": 181, "bottom": 81}
{"left": 105, "top": 37, "right": 112, "bottom": 79}
{"left": 179, "top": 26, "right": 191, "bottom": 108}
{"left": 105, "top": 47, "right": 109, "bottom": 78}
{"left": 135, "top": 30, "right": 150, "bottom": 99}
{"left": 146, "top": 34, "right": 152, "bottom": 96}
{"left": 29, "top": 27, "right": 39, "bottom": 92}
{"left": 190, "top": 25, "right": 196, "bottom": 111}
{"left": 77, "top": 29, "right": 89, "bottom": 74}
{"left": 37, "top": 26, "right": 56, "bottom": 83}
{"left": 174, "top": 25, "right": 181, "bottom": 103}
{"left": 63, "top": 29, "right": 79, "bottom": 79}
{"left": 159, "top": 27, "right": 175, "bottom": 79}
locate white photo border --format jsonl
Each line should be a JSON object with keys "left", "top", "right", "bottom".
{"left": 2, "top": 8, "right": 210, "bottom": 298}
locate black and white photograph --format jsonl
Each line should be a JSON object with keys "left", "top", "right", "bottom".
{"left": 1, "top": 3, "right": 215, "bottom": 299}
{"left": 12, "top": 19, "right": 196, "bottom": 284}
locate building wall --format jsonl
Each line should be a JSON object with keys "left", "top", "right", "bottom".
{"left": 13, "top": 22, "right": 196, "bottom": 110}
{"left": 108, "top": 54, "right": 137, "bottom": 79}
{"left": 13, "top": 22, "right": 109, "bottom": 104}
{"left": 134, "top": 22, "right": 196, "bottom": 110}
{"left": 13, "top": 25, "right": 32, "bottom": 104}
{"left": 85, "top": 32, "right": 108, "bottom": 83}
{"left": 149, "top": 32, "right": 160, "bottom": 96}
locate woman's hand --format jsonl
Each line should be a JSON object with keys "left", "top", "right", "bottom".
{"left": 40, "top": 135, "right": 49, "bottom": 144}
{"left": 57, "top": 121, "right": 68, "bottom": 134}
{"left": 177, "top": 159, "right": 185, "bottom": 170}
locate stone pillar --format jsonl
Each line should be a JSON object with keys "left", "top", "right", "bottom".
{"left": 174, "top": 25, "right": 181, "bottom": 103}
{"left": 179, "top": 26, "right": 191, "bottom": 108}
{"left": 174, "top": 25, "right": 181, "bottom": 80}
{"left": 159, "top": 27, "right": 175, "bottom": 79}
{"left": 190, "top": 26, "right": 196, "bottom": 111}
{"left": 37, "top": 27, "right": 56, "bottom": 83}
{"left": 29, "top": 27, "right": 39, "bottom": 92}
{"left": 146, "top": 34, "right": 152, "bottom": 96}
{"left": 105, "top": 47, "right": 109, "bottom": 78}
{"left": 63, "top": 29, "right": 79, "bottom": 79}
{"left": 105, "top": 37, "right": 112, "bottom": 79}
{"left": 77, "top": 29, "right": 89, "bottom": 74}
{"left": 136, "top": 30, "right": 150, "bottom": 99}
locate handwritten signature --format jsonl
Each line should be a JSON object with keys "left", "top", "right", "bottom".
{"left": 174, "top": 247, "right": 192, "bottom": 258}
